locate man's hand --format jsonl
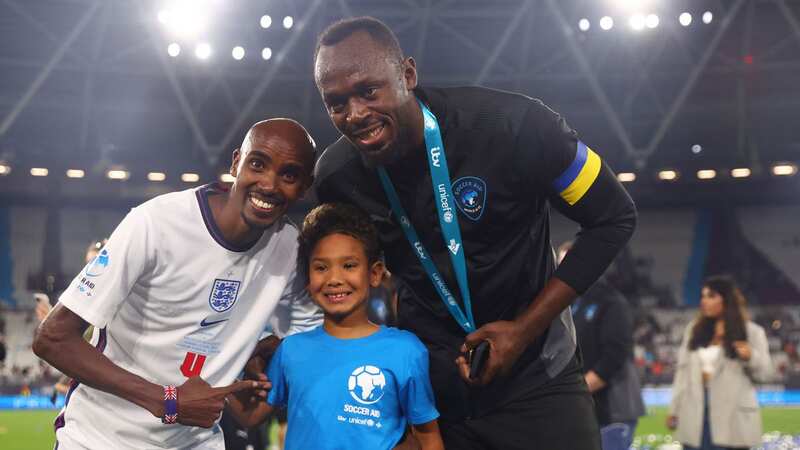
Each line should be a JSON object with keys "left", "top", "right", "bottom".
{"left": 454, "top": 278, "right": 577, "bottom": 386}
{"left": 243, "top": 335, "right": 281, "bottom": 398}
{"left": 584, "top": 370, "right": 607, "bottom": 393}
{"left": 454, "top": 320, "right": 527, "bottom": 386}
{"left": 733, "top": 341, "right": 752, "bottom": 361}
{"left": 176, "top": 377, "right": 264, "bottom": 428}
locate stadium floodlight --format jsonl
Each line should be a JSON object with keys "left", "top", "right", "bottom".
{"left": 629, "top": 14, "right": 645, "bottom": 31}
{"left": 658, "top": 170, "right": 678, "bottom": 181}
{"left": 158, "top": 0, "right": 211, "bottom": 38}
{"left": 262, "top": 47, "right": 273, "bottom": 60}
{"left": 167, "top": 43, "right": 181, "bottom": 57}
{"left": 645, "top": 14, "right": 659, "bottom": 29}
{"left": 260, "top": 14, "right": 272, "bottom": 29}
{"left": 148, "top": 172, "right": 167, "bottom": 182}
{"left": 30, "top": 167, "right": 48, "bottom": 177}
{"left": 599, "top": 16, "right": 614, "bottom": 31}
{"left": 107, "top": 169, "right": 129, "bottom": 180}
{"left": 702, "top": 11, "right": 713, "bottom": 24}
{"left": 611, "top": 0, "right": 654, "bottom": 13}
{"left": 219, "top": 173, "right": 235, "bottom": 183}
{"left": 232, "top": 46, "right": 245, "bottom": 60}
{"left": 578, "top": 19, "right": 590, "bottom": 31}
{"left": 696, "top": 169, "right": 716, "bottom": 180}
{"left": 772, "top": 163, "right": 798, "bottom": 176}
{"left": 730, "top": 168, "right": 751, "bottom": 178}
{"left": 283, "top": 16, "right": 293, "bottom": 29}
{"left": 66, "top": 169, "right": 85, "bottom": 179}
{"left": 195, "top": 43, "right": 211, "bottom": 60}
{"left": 181, "top": 173, "right": 200, "bottom": 182}
{"left": 0, "top": 164, "right": 10, "bottom": 175}
{"left": 691, "top": 144, "right": 702, "bottom": 154}
{"left": 679, "top": 12, "right": 692, "bottom": 27}
{"left": 617, "top": 172, "right": 636, "bottom": 182}
{"left": 157, "top": 10, "right": 170, "bottom": 24}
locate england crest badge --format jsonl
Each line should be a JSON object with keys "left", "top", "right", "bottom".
{"left": 452, "top": 176, "right": 487, "bottom": 221}
{"left": 208, "top": 279, "right": 241, "bottom": 312}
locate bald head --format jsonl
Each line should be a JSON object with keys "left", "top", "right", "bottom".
{"left": 239, "top": 118, "right": 316, "bottom": 172}
{"left": 226, "top": 118, "right": 316, "bottom": 233}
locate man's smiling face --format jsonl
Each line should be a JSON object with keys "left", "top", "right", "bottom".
{"left": 229, "top": 120, "right": 314, "bottom": 230}
{"left": 315, "top": 31, "right": 420, "bottom": 167}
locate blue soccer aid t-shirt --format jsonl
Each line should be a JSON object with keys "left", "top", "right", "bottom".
{"left": 267, "top": 326, "right": 439, "bottom": 450}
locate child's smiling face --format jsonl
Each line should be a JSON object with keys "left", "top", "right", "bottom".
{"left": 308, "top": 233, "right": 384, "bottom": 320}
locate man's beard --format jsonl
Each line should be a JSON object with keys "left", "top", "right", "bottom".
{"left": 359, "top": 129, "right": 414, "bottom": 168}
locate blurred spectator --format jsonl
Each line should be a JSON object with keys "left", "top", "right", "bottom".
{"left": 560, "top": 242, "right": 645, "bottom": 450}
{"left": 35, "top": 239, "right": 107, "bottom": 320}
{"left": 0, "top": 333, "right": 6, "bottom": 364}
{"left": 667, "top": 275, "right": 773, "bottom": 450}
{"left": 35, "top": 239, "right": 106, "bottom": 397}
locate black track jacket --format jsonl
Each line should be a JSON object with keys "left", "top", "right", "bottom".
{"left": 314, "top": 86, "right": 637, "bottom": 420}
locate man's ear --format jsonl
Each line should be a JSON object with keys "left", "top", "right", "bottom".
{"left": 403, "top": 57, "right": 418, "bottom": 91}
{"left": 230, "top": 148, "right": 241, "bottom": 178}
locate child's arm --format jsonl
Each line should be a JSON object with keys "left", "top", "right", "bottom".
{"left": 224, "top": 387, "right": 274, "bottom": 428}
{"left": 229, "top": 335, "right": 289, "bottom": 427}
{"left": 411, "top": 420, "right": 444, "bottom": 450}
{"left": 400, "top": 337, "right": 443, "bottom": 450}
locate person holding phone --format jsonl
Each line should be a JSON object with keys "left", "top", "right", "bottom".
{"left": 310, "top": 16, "right": 636, "bottom": 449}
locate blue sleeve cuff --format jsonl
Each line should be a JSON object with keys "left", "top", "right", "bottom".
{"left": 409, "top": 409, "right": 440, "bottom": 426}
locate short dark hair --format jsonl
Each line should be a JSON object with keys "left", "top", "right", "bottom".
{"left": 298, "top": 203, "right": 381, "bottom": 274}
{"left": 314, "top": 16, "right": 404, "bottom": 66}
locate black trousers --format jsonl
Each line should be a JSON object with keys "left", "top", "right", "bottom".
{"left": 439, "top": 362, "right": 601, "bottom": 450}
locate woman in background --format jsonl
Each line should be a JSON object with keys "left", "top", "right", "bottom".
{"left": 667, "top": 275, "right": 772, "bottom": 450}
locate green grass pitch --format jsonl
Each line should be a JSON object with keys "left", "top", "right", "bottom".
{"left": 637, "top": 406, "right": 800, "bottom": 436}
{"left": 1, "top": 407, "right": 798, "bottom": 449}
{"left": 0, "top": 411, "right": 277, "bottom": 450}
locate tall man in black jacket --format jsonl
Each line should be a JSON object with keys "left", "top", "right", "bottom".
{"left": 312, "top": 17, "right": 636, "bottom": 449}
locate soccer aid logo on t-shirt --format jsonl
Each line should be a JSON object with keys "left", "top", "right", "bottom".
{"left": 452, "top": 176, "right": 487, "bottom": 221}
{"left": 208, "top": 279, "right": 241, "bottom": 312}
{"left": 348, "top": 365, "right": 386, "bottom": 405}
{"left": 85, "top": 249, "right": 110, "bottom": 277}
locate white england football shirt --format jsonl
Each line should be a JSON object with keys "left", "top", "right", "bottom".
{"left": 55, "top": 184, "right": 320, "bottom": 450}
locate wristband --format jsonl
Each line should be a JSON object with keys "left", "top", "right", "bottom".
{"left": 161, "top": 385, "right": 178, "bottom": 424}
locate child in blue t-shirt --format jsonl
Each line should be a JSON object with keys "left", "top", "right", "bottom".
{"left": 228, "top": 203, "right": 443, "bottom": 450}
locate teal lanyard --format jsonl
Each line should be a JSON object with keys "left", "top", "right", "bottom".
{"left": 377, "top": 100, "right": 476, "bottom": 333}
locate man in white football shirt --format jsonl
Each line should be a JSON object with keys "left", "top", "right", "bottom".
{"left": 34, "top": 119, "right": 321, "bottom": 449}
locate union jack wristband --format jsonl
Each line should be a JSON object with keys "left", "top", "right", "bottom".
{"left": 162, "top": 385, "right": 178, "bottom": 424}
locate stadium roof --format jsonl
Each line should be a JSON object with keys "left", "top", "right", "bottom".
{"left": 1, "top": 0, "right": 799, "bottom": 206}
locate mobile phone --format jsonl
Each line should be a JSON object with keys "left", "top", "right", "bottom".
{"left": 468, "top": 340, "right": 490, "bottom": 380}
